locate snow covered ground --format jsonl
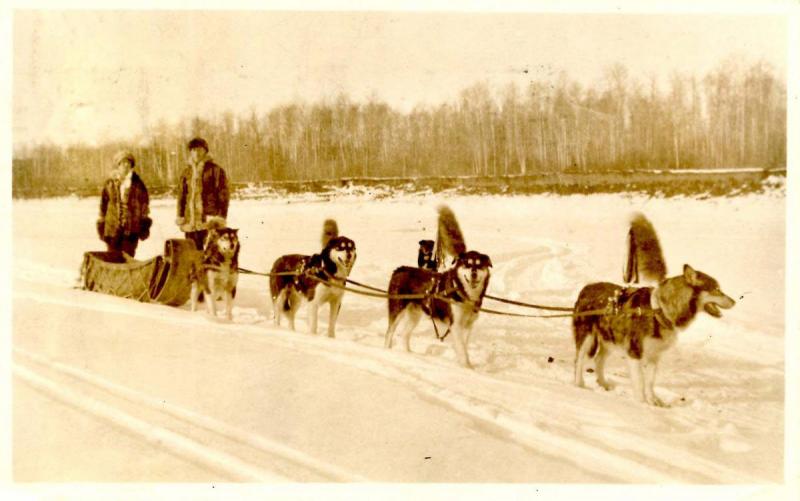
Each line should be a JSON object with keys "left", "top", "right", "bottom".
{"left": 9, "top": 188, "right": 788, "bottom": 489}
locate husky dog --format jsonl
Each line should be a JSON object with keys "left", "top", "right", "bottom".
{"left": 385, "top": 206, "right": 491, "bottom": 368}
{"left": 573, "top": 214, "right": 735, "bottom": 407}
{"left": 417, "top": 239, "right": 437, "bottom": 270}
{"left": 270, "top": 221, "right": 357, "bottom": 338}
{"left": 189, "top": 217, "right": 240, "bottom": 321}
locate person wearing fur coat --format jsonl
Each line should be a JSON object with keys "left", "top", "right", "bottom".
{"left": 97, "top": 150, "right": 152, "bottom": 257}
{"left": 176, "top": 137, "right": 230, "bottom": 251}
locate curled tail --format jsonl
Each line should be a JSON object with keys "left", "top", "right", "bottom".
{"left": 624, "top": 212, "right": 666, "bottom": 284}
{"left": 322, "top": 219, "right": 339, "bottom": 247}
{"left": 205, "top": 215, "right": 227, "bottom": 231}
{"left": 434, "top": 205, "right": 466, "bottom": 269}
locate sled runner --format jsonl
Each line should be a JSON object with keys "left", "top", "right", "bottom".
{"left": 80, "top": 239, "right": 196, "bottom": 306}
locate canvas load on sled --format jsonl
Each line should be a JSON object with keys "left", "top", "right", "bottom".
{"left": 80, "top": 238, "right": 197, "bottom": 306}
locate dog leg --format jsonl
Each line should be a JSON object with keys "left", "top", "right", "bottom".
{"left": 205, "top": 290, "right": 217, "bottom": 318}
{"left": 626, "top": 357, "right": 646, "bottom": 403}
{"left": 403, "top": 308, "right": 423, "bottom": 352}
{"left": 595, "top": 345, "right": 613, "bottom": 391}
{"left": 403, "top": 316, "right": 417, "bottom": 353}
{"left": 385, "top": 314, "right": 400, "bottom": 349}
{"left": 642, "top": 359, "right": 667, "bottom": 407}
{"left": 574, "top": 334, "right": 594, "bottom": 388}
{"left": 287, "top": 291, "right": 301, "bottom": 331}
{"left": 389, "top": 308, "right": 420, "bottom": 353}
{"left": 451, "top": 326, "right": 473, "bottom": 369}
{"left": 308, "top": 300, "right": 319, "bottom": 335}
{"left": 224, "top": 290, "right": 233, "bottom": 322}
{"left": 272, "top": 293, "right": 283, "bottom": 327}
{"left": 326, "top": 299, "right": 342, "bottom": 338}
{"left": 190, "top": 282, "right": 199, "bottom": 312}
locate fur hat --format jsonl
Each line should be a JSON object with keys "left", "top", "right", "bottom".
{"left": 113, "top": 150, "right": 135, "bottom": 167}
{"left": 187, "top": 137, "right": 209, "bottom": 152}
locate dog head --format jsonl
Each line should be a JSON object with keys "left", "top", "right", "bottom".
{"left": 204, "top": 227, "right": 240, "bottom": 266}
{"left": 322, "top": 236, "right": 357, "bottom": 276}
{"left": 418, "top": 239, "right": 436, "bottom": 268}
{"left": 454, "top": 250, "right": 492, "bottom": 300}
{"left": 683, "top": 264, "right": 736, "bottom": 318}
{"left": 418, "top": 239, "right": 434, "bottom": 256}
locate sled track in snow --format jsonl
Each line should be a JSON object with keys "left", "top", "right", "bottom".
{"left": 14, "top": 288, "right": 766, "bottom": 483}
{"left": 13, "top": 346, "right": 368, "bottom": 482}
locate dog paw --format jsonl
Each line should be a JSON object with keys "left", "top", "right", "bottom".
{"left": 646, "top": 396, "right": 670, "bottom": 408}
{"left": 598, "top": 381, "right": 615, "bottom": 391}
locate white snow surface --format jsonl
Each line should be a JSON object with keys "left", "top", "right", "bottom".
{"left": 11, "top": 191, "right": 786, "bottom": 484}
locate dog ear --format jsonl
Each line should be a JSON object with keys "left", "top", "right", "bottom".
{"left": 683, "top": 264, "right": 700, "bottom": 286}
{"left": 485, "top": 255, "right": 493, "bottom": 268}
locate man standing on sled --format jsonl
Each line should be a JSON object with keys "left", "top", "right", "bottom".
{"left": 97, "top": 150, "right": 152, "bottom": 258}
{"left": 175, "top": 137, "right": 230, "bottom": 251}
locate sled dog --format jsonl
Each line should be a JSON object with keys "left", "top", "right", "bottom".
{"left": 189, "top": 217, "right": 240, "bottom": 321}
{"left": 417, "top": 239, "right": 437, "bottom": 270}
{"left": 270, "top": 220, "right": 356, "bottom": 338}
{"left": 385, "top": 206, "right": 491, "bottom": 368}
{"left": 573, "top": 214, "right": 735, "bottom": 406}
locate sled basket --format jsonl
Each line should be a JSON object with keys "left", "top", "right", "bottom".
{"left": 81, "top": 238, "right": 197, "bottom": 306}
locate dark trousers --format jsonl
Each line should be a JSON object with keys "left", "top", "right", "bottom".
{"left": 185, "top": 230, "right": 208, "bottom": 301}
{"left": 185, "top": 230, "right": 208, "bottom": 252}
{"left": 104, "top": 234, "right": 139, "bottom": 257}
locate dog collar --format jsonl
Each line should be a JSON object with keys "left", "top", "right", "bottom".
{"left": 649, "top": 290, "right": 675, "bottom": 330}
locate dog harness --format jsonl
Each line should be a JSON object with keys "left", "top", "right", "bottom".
{"left": 611, "top": 286, "right": 674, "bottom": 330}
{"left": 423, "top": 271, "right": 482, "bottom": 341}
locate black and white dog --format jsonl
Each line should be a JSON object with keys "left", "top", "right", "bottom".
{"left": 269, "top": 220, "right": 357, "bottom": 338}
{"left": 385, "top": 206, "right": 491, "bottom": 368}
{"left": 417, "top": 239, "right": 437, "bottom": 270}
{"left": 189, "top": 217, "right": 240, "bottom": 321}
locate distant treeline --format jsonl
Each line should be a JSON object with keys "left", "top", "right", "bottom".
{"left": 12, "top": 60, "right": 786, "bottom": 197}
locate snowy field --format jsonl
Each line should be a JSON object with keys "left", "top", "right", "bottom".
{"left": 10, "top": 188, "right": 787, "bottom": 487}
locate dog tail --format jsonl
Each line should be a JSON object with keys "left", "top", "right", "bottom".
{"left": 624, "top": 212, "right": 667, "bottom": 284}
{"left": 205, "top": 216, "right": 227, "bottom": 231}
{"left": 435, "top": 205, "right": 467, "bottom": 266}
{"left": 322, "top": 219, "right": 339, "bottom": 247}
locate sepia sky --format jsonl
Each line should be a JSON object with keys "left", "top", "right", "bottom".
{"left": 12, "top": 9, "right": 788, "bottom": 148}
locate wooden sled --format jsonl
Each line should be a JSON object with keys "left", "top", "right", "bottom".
{"left": 80, "top": 239, "right": 197, "bottom": 306}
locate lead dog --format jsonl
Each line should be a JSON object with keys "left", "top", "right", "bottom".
{"left": 269, "top": 220, "right": 357, "bottom": 338}
{"left": 573, "top": 214, "right": 735, "bottom": 406}
{"left": 385, "top": 206, "right": 491, "bottom": 368}
{"left": 189, "top": 217, "right": 240, "bottom": 321}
